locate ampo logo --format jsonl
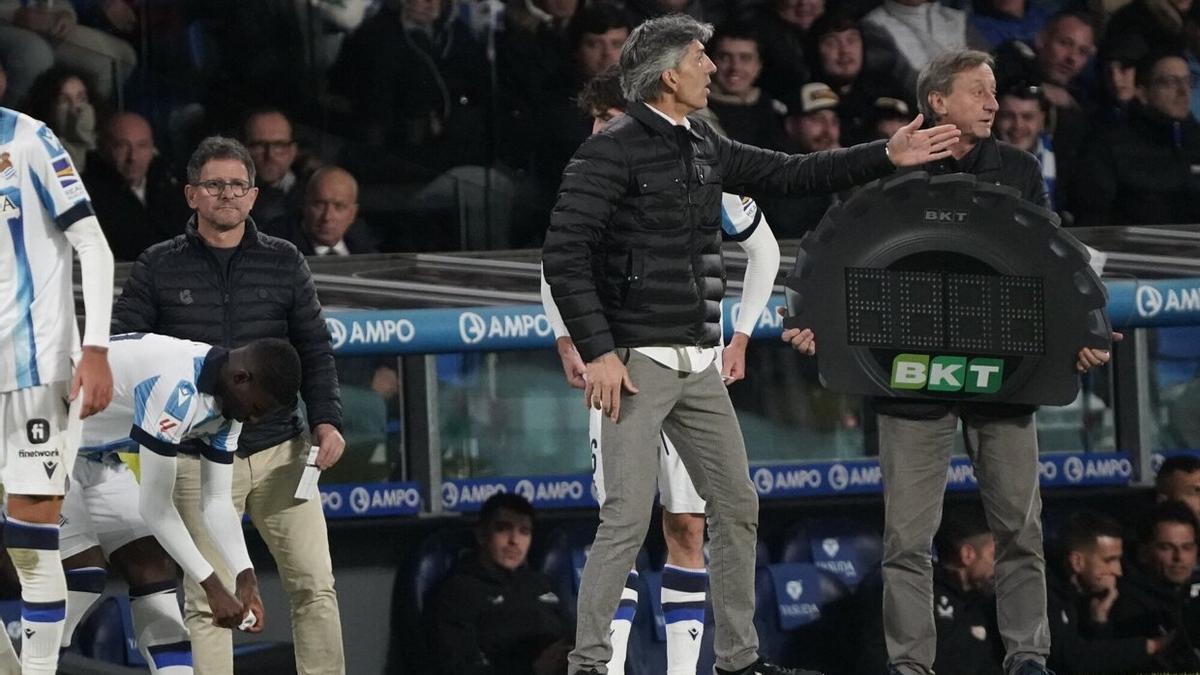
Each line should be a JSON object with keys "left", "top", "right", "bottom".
{"left": 753, "top": 467, "right": 774, "bottom": 494}
{"left": 459, "top": 312, "right": 487, "bottom": 344}
{"left": 1137, "top": 285, "right": 1164, "bottom": 318}
{"left": 350, "top": 487, "right": 371, "bottom": 514}
{"left": 828, "top": 464, "right": 849, "bottom": 491}
{"left": 1064, "top": 456, "right": 1085, "bottom": 483}
{"left": 441, "top": 482, "right": 460, "bottom": 509}
{"left": 514, "top": 479, "right": 536, "bottom": 501}
{"left": 326, "top": 318, "right": 348, "bottom": 349}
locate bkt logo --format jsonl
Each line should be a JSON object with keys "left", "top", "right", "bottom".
{"left": 459, "top": 312, "right": 487, "bottom": 345}
{"left": 326, "top": 318, "right": 348, "bottom": 349}
{"left": 891, "top": 354, "right": 1003, "bottom": 393}
{"left": 923, "top": 209, "right": 968, "bottom": 223}
{"left": 1063, "top": 456, "right": 1084, "bottom": 483}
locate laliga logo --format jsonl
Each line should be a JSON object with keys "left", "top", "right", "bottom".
{"left": 459, "top": 312, "right": 487, "bottom": 345}
{"left": 828, "top": 464, "right": 849, "bottom": 491}
{"left": 442, "top": 482, "right": 460, "bottom": 509}
{"left": 326, "top": 318, "right": 348, "bottom": 350}
{"left": 1137, "top": 286, "right": 1164, "bottom": 318}
{"left": 514, "top": 479, "right": 536, "bottom": 501}
{"left": 786, "top": 580, "right": 804, "bottom": 600}
{"left": 1064, "top": 456, "right": 1084, "bottom": 483}
{"left": 350, "top": 487, "right": 371, "bottom": 514}
{"left": 753, "top": 468, "right": 774, "bottom": 494}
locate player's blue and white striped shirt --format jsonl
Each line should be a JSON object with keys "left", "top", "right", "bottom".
{"left": 0, "top": 108, "right": 96, "bottom": 392}
{"left": 79, "top": 334, "right": 240, "bottom": 462}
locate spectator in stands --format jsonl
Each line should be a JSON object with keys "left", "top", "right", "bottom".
{"left": 747, "top": 0, "right": 822, "bottom": 101}
{"left": 273, "top": 165, "right": 377, "bottom": 256}
{"left": 1073, "top": 52, "right": 1200, "bottom": 226}
{"left": 242, "top": 108, "right": 305, "bottom": 226}
{"left": 1046, "top": 511, "right": 1167, "bottom": 674}
{"left": 622, "top": 0, "right": 716, "bottom": 29}
{"left": 867, "top": 96, "right": 913, "bottom": 140}
{"left": 1106, "top": 0, "right": 1198, "bottom": 57}
{"left": 23, "top": 65, "right": 101, "bottom": 172}
{"left": 862, "top": 0, "right": 990, "bottom": 74}
{"left": 83, "top": 111, "right": 188, "bottom": 261}
{"left": 429, "top": 493, "right": 572, "bottom": 675}
{"left": 1095, "top": 33, "right": 1149, "bottom": 124}
{"left": 525, "top": 3, "right": 631, "bottom": 216}
{"left": 855, "top": 505, "right": 1003, "bottom": 675}
{"left": 1155, "top": 455, "right": 1200, "bottom": 521}
{"left": 808, "top": 12, "right": 915, "bottom": 145}
{"left": 994, "top": 84, "right": 1060, "bottom": 209}
{"left": 1107, "top": 501, "right": 1200, "bottom": 671}
{"left": 705, "top": 24, "right": 788, "bottom": 150}
{"left": 764, "top": 82, "right": 843, "bottom": 238}
{"left": 0, "top": 0, "right": 136, "bottom": 101}
{"left": 333, "top": 0, "right": 488, "bottom": 170}
{"left": 994, "top": 13, "right": 1098, "bottom": 112}
{"left": 972, "top": 0, "right": 1053, "bottom": 48}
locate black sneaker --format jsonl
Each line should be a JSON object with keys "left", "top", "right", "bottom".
{"left": 1011, "top": 660, "right": 1054, "bottom": 675}
{"left": 715, "top": 657, "right": 824, "bottom": 675}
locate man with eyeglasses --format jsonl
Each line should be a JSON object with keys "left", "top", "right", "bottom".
{"left": 1073, "top": 52, "right": 1200, "bottom": 226}
{"left": 241, "top": 108, "right": 302, "bottom": 226}
{"left": 112, "top": 136, "right": 347, "bottom": 674}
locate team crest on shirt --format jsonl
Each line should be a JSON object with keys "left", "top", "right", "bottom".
{"left": 0, "top": 153, "right": 14, "bottom": 181}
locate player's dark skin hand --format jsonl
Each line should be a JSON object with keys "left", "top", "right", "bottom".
{"left": 201, "top": 573, "right": 246, "bottom": 629}
{"left": 235, "top": 569, "right": 265, "bottom": 633}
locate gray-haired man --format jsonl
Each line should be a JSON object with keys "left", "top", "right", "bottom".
{"left": 542, "top": 14, "right": 960, "bottom": 675}
{"left": 784, "top": 49, "right": 1116, "bottom": 675}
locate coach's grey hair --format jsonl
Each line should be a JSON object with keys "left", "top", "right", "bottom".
{"left": 916, "top": 49, "right": 995, "bottom": 121}
{"left": 619, "top": 14, "right": 714, "bottom": 103}
{"left": 186, "top": 135, "right": 256, "bottom": 186}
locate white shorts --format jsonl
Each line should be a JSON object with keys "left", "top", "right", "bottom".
{"left": 0, "top": 382, "right": 76, "bottom": 496}
{"left": 60, "top": 455, "right": 152, "bottom": 559}
{"left": 589, "top": 409, "right": 706, "bottom": 514}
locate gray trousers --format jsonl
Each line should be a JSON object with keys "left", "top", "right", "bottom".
{"left": 879, "top": 412, "right": 1050, "bottom": 675}
{"left": 568, "top": 350, "right": 760, "bottom": 673}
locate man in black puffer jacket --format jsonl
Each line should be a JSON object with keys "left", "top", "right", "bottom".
{"left": 111, "top": 136, "right": 345, "bottom": 674}
{"left": 542, "top": 15, "right": 959, "bottom": 675}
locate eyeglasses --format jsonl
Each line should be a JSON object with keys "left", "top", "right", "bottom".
{"left": 246, "top": 140, "right": 295, "bottom": 155}
{"left": 1149, "top": 75, "right": 1195, "bottom": 90}
{"left": 193, "top": 179, "right": 253, "bottom": 197}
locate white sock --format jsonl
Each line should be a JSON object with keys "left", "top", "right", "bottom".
{"left": 662, "top": 564, "right": 707, "bottom": 675}
{"left": 62, "top": 566, "right": 106, "bottom": 648}
{"left": 606, "top": 569, "right": 639, "bottom": 675}
{"left": 130, "top": 581, "right": 193, "bottom": 674}
{"left": 6, "top": 518, "right": 67, "bottom": 675}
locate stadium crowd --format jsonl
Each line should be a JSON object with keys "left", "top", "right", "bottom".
{"left": 0, "top": 0, "right": 1198, "bottom": 254}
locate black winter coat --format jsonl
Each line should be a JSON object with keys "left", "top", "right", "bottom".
{"left": 1046, "top": 568, "right": 1158, "bottom": 674}
{"left": 428, "top": 557, "right": 571, "bottom": 675}
{"left": 1108, "top": 563, "right": 1200, "bottom": 672}
{"left": 111, "top": 217, "right": 341, "bottom": 454}
{"left": 543, "top": 101, "right": 893, "bottom": 362}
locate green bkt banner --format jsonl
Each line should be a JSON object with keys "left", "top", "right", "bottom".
{"left": 889, "top": 354, "right": 1004, "bottom": 393}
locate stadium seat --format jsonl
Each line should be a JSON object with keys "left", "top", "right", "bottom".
{"left": 754, "top": 563, "right": 848, "bottom": 670}
{"left": 779, "top": 524, "right": 812, "bottom": 564}
{"left": 801, "top": 520, "right": 883, "bottom": 590}
{"left": 387, "top": 525, "right": 475, "bottom": 673}
{"left": 535, "top": 523, "right": 650, "bottom": 622}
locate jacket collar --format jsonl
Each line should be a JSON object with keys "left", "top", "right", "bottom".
{"left": 928, "top": 135, "right": 1002, "bottom": 175}
{"left": 184, "top": 214, "right": 262, "bottom": 251}
{"left": 627, "top": 101, "right": 705, "bottom": 141}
